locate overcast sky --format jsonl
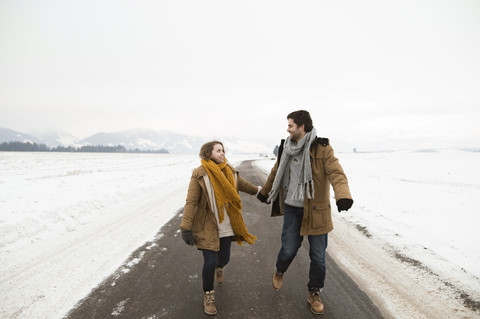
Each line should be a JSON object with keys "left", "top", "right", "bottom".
{"left": 1, "top": 0, "right": 479, "bottom": 151}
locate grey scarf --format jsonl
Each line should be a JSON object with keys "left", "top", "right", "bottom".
{"left": 268, "top": 128, "right": 317, "bottom": 203}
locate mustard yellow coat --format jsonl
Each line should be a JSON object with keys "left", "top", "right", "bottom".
{"left": 180, "top": 164, "right": 258, "bottom": 251}
{"left": 259, "top": 141, "right": 353, "bottom": 236}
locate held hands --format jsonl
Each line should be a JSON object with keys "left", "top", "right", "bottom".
{"left": 336, "top": 199, "right": 353, "bottom": 212}
{"left": 181, "top": 229, "right": 195, "bottom": 246}
{"left": 257, "top": 192, "right": 269, "bottom": 204}
{"left": 256, "top": 187, "right": 270, "bottom": 204}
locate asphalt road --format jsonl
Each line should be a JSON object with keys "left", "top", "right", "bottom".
{"left": 65, "top": 160, "right": 384, "bottom": 319}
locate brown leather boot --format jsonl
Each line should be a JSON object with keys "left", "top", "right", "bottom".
{"left": 215, "top": 267, "right": 224, "bottom": 284}
{"left": 272, "top": 271, "right": 283, "bottom": 290}
{"left": 307, "top": 289, "right": 324, "bottom": 315}
{"left": 204, "top": 290, "right": 217, "bottom": 315}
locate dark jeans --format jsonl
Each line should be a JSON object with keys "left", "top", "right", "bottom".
{"left": 276, "top": 204, "right": 328, "bottom": 290}
{"left": 201, "top": 236, "right": 232, "bottom": 292}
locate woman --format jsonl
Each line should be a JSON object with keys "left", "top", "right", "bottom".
{"left": 180, "top": 141, "right": 260, "bottom": 315}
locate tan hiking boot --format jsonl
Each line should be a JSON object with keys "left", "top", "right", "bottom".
{"left": 215, "top": 267, "right": 224, "bottom": 284}
{"left": 204, "top": 290, "right": 217, "bottom": 315}
{"left": 272, "top": 271, "right": 283, "bottom": 290}
{"left": 307, "top": 289, "right": 324, "bottom": 315}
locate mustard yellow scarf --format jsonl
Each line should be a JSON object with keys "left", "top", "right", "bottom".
{"left": 201, "top": 158, "right": 256, "bottom": 245}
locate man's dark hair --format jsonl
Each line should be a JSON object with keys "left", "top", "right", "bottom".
{"left": 287, "top": 110, "right": 313, "bottom": 132}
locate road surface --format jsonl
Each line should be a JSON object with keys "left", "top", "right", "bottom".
{"left": 65, "top": 160, "right": 383, "bottom": 318}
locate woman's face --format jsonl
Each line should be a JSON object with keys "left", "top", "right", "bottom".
{"left": 210, "top": 143, "right": 225, "bottom": 164}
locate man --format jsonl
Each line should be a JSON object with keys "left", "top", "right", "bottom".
{"left": 257, "top": 110, "right": 353, "bottom": 315}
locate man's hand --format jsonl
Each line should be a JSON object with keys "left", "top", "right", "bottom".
{"left": 336, "top": 199, "right": 353, "bottom": 212}
{"left": 181, "top": 229, "right": 195, "bottom": 246}
{"left": 257, "top": 192, "right": 268, "bottom": 203}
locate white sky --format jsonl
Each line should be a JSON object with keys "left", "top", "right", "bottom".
{"left": 1, "top": 0, "right": 479, "bottom": 150}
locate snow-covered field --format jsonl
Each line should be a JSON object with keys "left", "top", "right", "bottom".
{"left": 1, "top": 150, "right": 479, "bottom": 318}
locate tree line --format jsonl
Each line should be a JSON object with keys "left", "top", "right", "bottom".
{"left": 0, "top": 141, "right": 169, "bottom": 154}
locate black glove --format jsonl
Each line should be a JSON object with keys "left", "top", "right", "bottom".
{"left": 181, "top": 230, "right": 195, "bottom": 246}
{"left": 336, "top": 199, "right": 353, "bottom": 212}
{"left": 257, "top": 192, "right": 268, "bottom": 203}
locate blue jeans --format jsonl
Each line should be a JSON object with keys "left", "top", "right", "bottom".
{"left": 276, "top": 204, "right": 328, "bottom": 290}
{"left": 201, "top": 236, "right": 232, "bottom": 291}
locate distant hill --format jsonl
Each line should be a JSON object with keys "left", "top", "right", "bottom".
{"left": 0, "top": 128, "right": 41, "bottom": 144}
{"left": 81, "top": 128, "right": 204, "bottom": 154}
{"left": 0, "top": 127, "right": 276, "bottom": 154}
{"left": 30, "top": 129, "right": 82, "bottom": 147}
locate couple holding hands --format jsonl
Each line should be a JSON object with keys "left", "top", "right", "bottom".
{"left": 180, "top": 110, "right": 353, "bottom": 315}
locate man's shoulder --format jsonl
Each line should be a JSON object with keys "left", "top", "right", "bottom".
{"left": 311, "top": 137, "right": 330, "bottom": 147}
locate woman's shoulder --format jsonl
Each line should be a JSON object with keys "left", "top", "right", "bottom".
{"left": 191, "top": 165, "right": 207, "bottom": 178}
{"left": 227, "top": 163, "right": 238, "bottom": 174}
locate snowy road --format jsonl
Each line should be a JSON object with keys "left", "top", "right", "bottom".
{"left": 65, "top": 160, "right": 384, "bottom": 318}
{"left": 1, "top": 151, "right": 479, "bottom": 318}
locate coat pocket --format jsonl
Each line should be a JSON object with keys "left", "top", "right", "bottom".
{"left": 311, "top": 205, "right": 330, "bottom": 228}
{"left": 192, "top": 202, "right": 209, "bottom": 232}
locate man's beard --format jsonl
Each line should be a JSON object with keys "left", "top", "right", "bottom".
{"left": 290, "top": 132, "right": 301, "bottom": 142}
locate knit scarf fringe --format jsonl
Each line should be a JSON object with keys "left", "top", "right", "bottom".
{"left": 201, "top": 159, "right": 256, "bottom": 245}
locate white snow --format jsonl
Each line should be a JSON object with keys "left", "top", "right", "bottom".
{"left": 1, "top": 150, "right": 479, "bottom": 318}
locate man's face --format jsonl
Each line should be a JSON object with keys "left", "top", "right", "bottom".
{"left": 210, "top": 143, "right": 225, "bottom": 164}
{"left": 287, "top": 118, "right": 305, "bottom": 141}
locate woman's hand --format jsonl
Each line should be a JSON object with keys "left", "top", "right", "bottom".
{"left": 181, "top": 229, "right": 196, "bottom": 246}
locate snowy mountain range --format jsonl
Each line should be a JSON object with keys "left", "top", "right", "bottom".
{"left": 0, "top": 127, "right": 276, "bottom": 154}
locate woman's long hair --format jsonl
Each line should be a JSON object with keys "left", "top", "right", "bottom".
{"left": 199, "top": 141, "right": 224, "bottom": 160}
